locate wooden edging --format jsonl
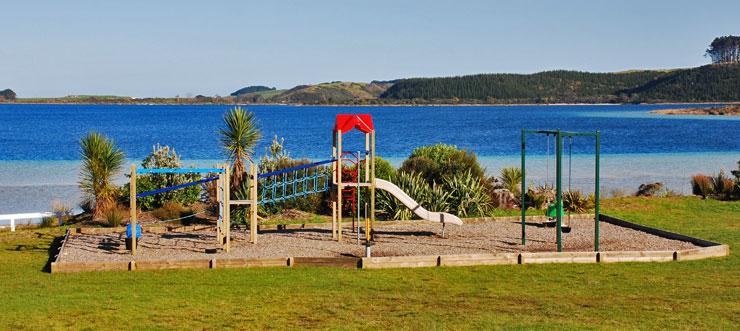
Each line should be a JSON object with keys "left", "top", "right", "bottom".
{"left": 600, "top": 214, "right": 721, "bottom": 247}
{"left": 50, "top": 244, "right": 730, "bottom": 273}
{"left": 50, "top": 214, "right": 729, "bottom": 273}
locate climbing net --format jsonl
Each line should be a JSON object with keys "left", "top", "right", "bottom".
{"left": 258, "top": 159, "right": 334, "bottom": 204}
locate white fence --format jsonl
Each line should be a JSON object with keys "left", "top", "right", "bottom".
{"left": 0, "top": 212, "right": 53, "bottom": 232}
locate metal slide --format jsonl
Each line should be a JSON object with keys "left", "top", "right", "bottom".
{"left": 375, "top": 179, "right": 463, "bottom": 225}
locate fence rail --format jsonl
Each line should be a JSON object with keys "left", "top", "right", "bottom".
{"left": 0, "top": 212, "right": 53, "bottom": 232}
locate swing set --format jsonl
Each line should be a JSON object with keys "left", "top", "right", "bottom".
{"left": 520, "top": 129, "right": 601, "bottom": 252}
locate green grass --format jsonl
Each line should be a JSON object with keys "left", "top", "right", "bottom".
{"left": 0, "top": 196, "right": 738, "bottom": 329}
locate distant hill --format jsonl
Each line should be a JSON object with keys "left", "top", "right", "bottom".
{"left": 379, "top": 64, "right": 740, "bottom": 104}
{"left": 617, "top": 64, "right": 740, "bottom": 102}
{"left": 230, "top": 86, "right": 276, "bottom": 96}
{"left": 264, "top": 82, "right": 392, "bottom": 104}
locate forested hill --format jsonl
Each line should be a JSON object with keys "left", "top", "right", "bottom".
{"left": 379, "top": 64, "right": 740, "bottom": 104}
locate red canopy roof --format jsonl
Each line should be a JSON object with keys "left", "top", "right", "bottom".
{"left": 333, "top": 114, "right": 374, "bottom": 133}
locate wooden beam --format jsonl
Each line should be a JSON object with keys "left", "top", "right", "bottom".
{"left": 130, "top": 164, "right": 137, "bottom": 256}
{"left": 216, "top": 172, "right": 222, "bottom": 244}
{"left": 370, "top": 130, "right": 376, "bottom": 238}
{"left": 337, "top": 130, "right": 342, "bottom": 242}
{"left": 250, "top": 162, "right": 258, "bottom": 243}
{"left": 224, "top": 164, "right": 231, "bottom": 252}
{"left": 229, "top": 200, "right": 254, "bottom": 205}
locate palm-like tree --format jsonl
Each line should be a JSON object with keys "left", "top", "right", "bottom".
{"left": 79, "top": 132, "right": 125, "bottom": 220}
{"left": 219, "top": 107, "right": 261, "bottom": 188}
{"left": 500, "top": 167, "right": 522, "bottom": 196}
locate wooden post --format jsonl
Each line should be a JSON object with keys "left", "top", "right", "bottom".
{"left": 224, "top": 164, "right": 231, "bottom": 252}
{"left": 364, "top": 133, "right": 370, "bottom": 182}
{"left": 9, "top": 218, "right": 14, "bottom": 232}
{"left": 130, "top": 164, "right": 137, "bottom": 255}
{"left": 250, "top": 162, "right": 258, "bottom": 243}
{"left": 370, "top": 130, "right": 376, "bottom": 238}
{"left": 331, "top": 132, "right": 338, "bottom": 239}
{"left": 216, "top": 171, "right": 223, "bottom": 244}
{"left": 337, "top": 130, "right": 343, "bottom": 241}
{"left": 331, "top": 201, "right": 337, "bottom": 239}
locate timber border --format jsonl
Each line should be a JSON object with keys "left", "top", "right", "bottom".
{"left": 50, "top": 214, "right": 729, "bottom": 273}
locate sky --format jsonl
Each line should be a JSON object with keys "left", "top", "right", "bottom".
{"left": 1, "top": 0, "right": 738, "bottom": 98}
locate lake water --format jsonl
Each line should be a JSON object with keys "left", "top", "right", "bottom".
{"left": 0, "top": 104, "right": 738, "bottom": 213}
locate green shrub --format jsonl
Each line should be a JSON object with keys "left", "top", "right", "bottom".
{"left": 499, "top": 167, "right": 522, "bottom": 196}
{"left": 524, "top": 184, "right": 554, "bottom": 210}
{"left": 256, "top": 136, "right": 331, "bottom": 216}
{"left": 122, "top": 145, "right": 201, "bottom": 210}
{"left": 442, "top": 171, "right": 491, "bottom": 217}
{"left": 40, "top": 216, "right": 56, "bottom": 228}
{"left": 562, "top": 190, "right": 594, "bottom": 213}
{"left": 399, "top": 156, "right": 438, "bottom": 181}
{"left": 376, "top": 171, "right": 431, "bottom": 220}
{"left": 399, "top": 144, "right": 484, "bottom": 184}
{"left": 374, "top": 157, "right": 396, "bottom": 180}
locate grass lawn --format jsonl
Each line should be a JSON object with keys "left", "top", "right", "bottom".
{"left": 0, "top": 196, "right": 738, "bottom": 330}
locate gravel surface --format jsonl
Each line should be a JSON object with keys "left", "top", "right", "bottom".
{"left": 59, "top": 218, "right": 699, "bottom": 263}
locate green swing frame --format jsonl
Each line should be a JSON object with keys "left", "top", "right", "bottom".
{"left": 520, "top": 129, "right": 601, "bottom": 252}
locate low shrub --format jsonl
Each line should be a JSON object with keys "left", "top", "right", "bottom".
{"left": 609, "top": 188, "right": 627, "bottom": 198}
{"left": 152, "top": 202, "right": 188, "bottom": 221}
{"left": 40, "top": 216, "right": 56, "bottom": 228}
{"left": 399, "top": 144, "right": 484, "bottom": 184}
{"left": 255, "top": 136, "right": 331, "bottom": 217}
{"left": 562, "top": 190, "right": 594, "bottom": 213}
{"left": 524, "top": 184, "right": 554, "bottom": 210}
{"left": 712, "top": 170, "right": 734, "bottom": 197}
{"left": 499, "top": 167, "right": 522, "bottom": 196}
{"left": 105, "top": 206, "right": 126, "bottom": 227}
{"left": 636, "top": 182, "right": 663, "bottom": 197}
{"left": 691, "top": 174, "right": 714, "bottom": 198}
{"left": 374, "top": 157, "right": 396, "bottom": 180}
{"left": 376, "top": 171, "right": 430, "bottom": 220}
{"left": 122, "top": 144, "right": 201, "bottom": 210}
{"left": 442, "top": 171, "right": 491, "bottom": 217}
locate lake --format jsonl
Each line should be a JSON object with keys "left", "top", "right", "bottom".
{"left": 0, "top": 103, "right": 738, "bottom": 213}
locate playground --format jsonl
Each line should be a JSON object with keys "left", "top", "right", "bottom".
{"left": 48, "top": 113, "right": 728, "bottom": 272}
{"left": 58, "top": 216, "right": 700, "bottom": 264}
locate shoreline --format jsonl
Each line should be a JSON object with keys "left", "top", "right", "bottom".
{"left": 650, "top": 105, "right": 740, "bottom": 116}
{"left": 2, "top": 101, "right": 738, "bottom": 107}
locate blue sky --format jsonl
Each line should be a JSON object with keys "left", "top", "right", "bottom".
{"left": 1, "top": 0, "right": 738, "bottom": 97}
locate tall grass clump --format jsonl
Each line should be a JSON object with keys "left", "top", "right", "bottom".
{"left": 78, "top": 132, "right": 125, "bottom": 220}
{"left": 105, "top": 205, "right": 126, "bottom": 227}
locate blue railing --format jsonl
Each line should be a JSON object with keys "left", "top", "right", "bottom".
{"left": 137, "top": 176, "right": 220, "bottom": 198}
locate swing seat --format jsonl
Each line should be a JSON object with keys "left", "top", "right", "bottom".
{"left": 545, "top": 203, "right": 562, "bottom": 218}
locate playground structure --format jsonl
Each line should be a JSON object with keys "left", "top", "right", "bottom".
{"left": 127, "top": 114, "right": 461, "bottom": 255}
{"left": 520, "top": 129, "right": 601, "bottom": 252}
{"left": 53, "top": 119, "right": 731, "bottom": 272}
